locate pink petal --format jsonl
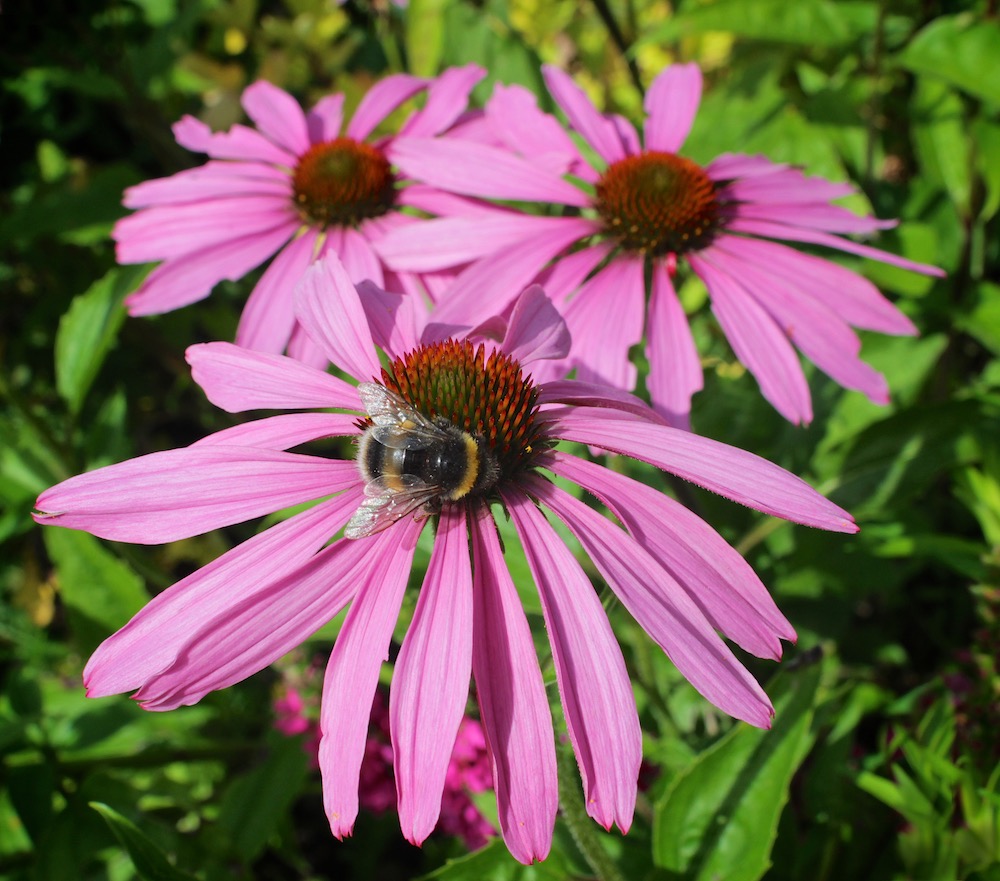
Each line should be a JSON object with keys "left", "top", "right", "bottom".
{"left": 84, "top": 496, "right": 354, "bottom": 697}
{"left": 484, "top": 84, "right": 583, "bottom": 175}
{"left": 496, "top": 284, "right": 571, "bottom": 364}
{"left": 172, "top": 116, "right": 297, "bottom": 165}
{"left": 721, "top": 171, "right": 856, "bottom": 204}
{"left": 538, "top": 379, "right": 661, "bottom": 421}
{"left": 236, "top": 230, "right": 319, "bottom": 355}
{"left": 545, "top": 451, "right": 795, "bottom": 658}
{"left": 729, "top": 201, "right": 897, "bottom": 235}
{"left": 294, "top": 256, "right": 382, "bottom": 381}
{"left": 395, "top": 183, "right": 503, "bottom": 217}
{"left": 545, "top": 407, "right": 858, "bottom": 532}
{"left": 35, "top": 446, "right": 358, "bottom": 543}
{"left": 114, "top": 196, "right": 296, "bottom": 264}
{"left": 287, "top": 320, "right": 333, "bottom": 370}
{"left": 391, "top": 505, "right": 473, "bottom": 845}
{"left": 469, "top": 503, "right": 556, "bottom": 864}
{"left": 707, "top": 152, "right": 787, "bottom": 180}
{"left": 724, "top": 217, "right": 945, "bottom": 276}
{"left": 241, "top": 80, "right": 311, "bottom": 156}
{"left": 336, "top": 227, "right": 386, "bottom": 287}
{"left": 355, "top": 280, "right": 423, "bottom": 357}
{"left": 610, "top": 114, "right": 641, "bottom": 156}
{"left": 138, "top": 519, "right": 372, "bottom": 710}
{"left": 542, "top": 65, "right": 626, "bottom": 165}
{"left": 186, "top": 342, "right": 361, "bottom": 412}
{"left": 689, "top": 250, "right": 813, "bottom": 424}
{"left": 389, "top": 137, "right": 590, "bottom": 207}
{"left": 122, "top": 161, "right": 290, "bottom": 208}
{"left": 399, "top": 64, "right": 486, "bottom": 137}
{"left": 644, "top": 63, "right": 702, "bottom": 153}
{"left": 710, "top": 235, "right": 918, "bottom": 335}
{"left": 646, "top": 263, "right": 702, "bottom": 429}
{"left": 707, "top": 239, "right": 889, "bottom": 403}
{"left": 191, "top": 413, "right": 359, "bottom": 450}
{"left": 503, "top": 488, "right": 640, "bottom": 832}
{"left": 527, "top": 474, "right": 774, "bottom": 726}
{"left": 375, "top": 212, "right": 564, "bottom": 272}
{"left": 346, "top": 74, "right": 428, "bottom": 142}
{"left": 320, "top": 519, "right": 423, "bottom": 838}
{"left": 306, "top": 93, "right": 345, "bottom": 143}
{"left": 432, "top": 217, "right": 601, "bottom": 325}
{"left": 565, "top": 256, "right": 645, "bottom": 390}
{"left": 123, "top": 223, "right": 297, "bottom": 316}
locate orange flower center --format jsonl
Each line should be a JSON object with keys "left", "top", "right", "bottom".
{"left": 292, "top": 138, "right": 395, "bottom": 228}
{"left": 381, "top": 339, "right": 545, "bottom": 482}
{"left": 595, "top": 151, "right": 720, "bottom": 256}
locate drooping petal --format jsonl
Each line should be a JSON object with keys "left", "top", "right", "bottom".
{"left": 389, "top": 137, "right": 591, "bottom": 207}
{"left": 399, "top": 64, "right": 486, "bottom": 138}
{"left": 469, "top": 503, "right": 556, "bottom": 864}
{"left": 538, "top": 379, "right": 663, "bottom": 421}
{"left": 356, "top": 280, "right": 424, "bottom": 357}
{"left": 241, "top": 80, "right": 311, "bottom": 156}
{"left": 191, "top": 413, "right": 359, "bottom": 451}
{"left": 564, "top": 256, "right": 645, "bottom": 390}
{"left": 526, "top": 474, "right": 774, "bottom": 727}
{"left": 172, "top": 116, "right": 297, "bottom": 165}
{"left": 484, "top": 84, "right": 584, "bottom": 175}
{"left": 391, "top": 505, "right": 473, "bottom": 845}
{"left": 137, "top": 515, "right": 374, "bottom": 710}
{"left": 320, "top": 519, "right": 423, "bottom": 838}
{"left": 689, "top": 250, "right": 813, "bottom": 424}
{"left": 236, "top": 230, "right": 318, "bottom": 355}
{"left": 503, "top": 488, "right": 640, "bottom": 833}
{"left": 646, "top": 263, "right": 702, "bottom": 429}
{"left": 542, "top": 65, "right": 626, "bottom": 165}
{"left": 346, "top": 74, "right": 428, "bottom": 142}
{"left": 545, "top": 407, "right": 858, "bottom": 532}
{"left": 495, "top": 285, "right": 571, "bottom": 365}
{"left": 114, "top": 196, "right": 295, "bottom": 264}
{"left": 84, "top": 495, "right": 354, "bottom": 698}
{"left": 33, "top": 446, "right": 358, "bottom": 543}
{"left": 546, "top": 450, "right": 795, "bottom": 658}
{"left": 186, "top": 342, "right": 361, "bottom": 412}
{"left": 123, "top": 223, "right": 298, "bottom": 316}
{"left": 294, "top": 255, "right": 382, "bottom": 381}
{"left": 644, "top": 63, "right": 702, "bottom": 153}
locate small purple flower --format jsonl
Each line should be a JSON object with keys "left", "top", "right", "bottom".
{"left": 35, "top": 256, "right": 856, "bottom": 862}
{"left": 377, "top": 64, "right": 944, "bottom": 426}
{"left": 114, "top": 66, "right": 483, "bottom": 365}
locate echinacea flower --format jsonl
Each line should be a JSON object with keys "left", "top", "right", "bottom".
{"left": 377, "top": 63, "right": 944, "bottom": 427}
{"left": 34, "top": 255, "right": 856, "bottom": 863}
{"left": 114, "top": 65, "right": 483, "bottom": 365}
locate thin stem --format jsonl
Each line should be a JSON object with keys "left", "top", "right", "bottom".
{"left": 589, "top": 0, "right": 645, "bottom": 98}
{"left": 556, "top": 746, "right": 627, "bottom": 881}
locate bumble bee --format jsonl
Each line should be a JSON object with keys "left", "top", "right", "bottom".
{"left": 344, "top": 382, "right": 500, "bottom": 539}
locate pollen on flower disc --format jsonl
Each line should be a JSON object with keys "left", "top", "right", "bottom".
{"left": 292, "top": 138, "right": 395, "bottom": 228}
{"left": 595, "top": 151, "right": 720, "bottom": 256}
{"left": 381, "top": 340, "right": 545, "bottom": 483}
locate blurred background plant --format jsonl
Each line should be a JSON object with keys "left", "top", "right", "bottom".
{"left": 2, "top": 0, "right": 998, "bottom": 878}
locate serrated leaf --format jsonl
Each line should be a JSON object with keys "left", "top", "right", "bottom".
{"left": 90, "top": 802, "right": 198, "bottom": 881}
{"left": 896, "top": 15, "right": 1000, "bottom": 105}
{"left": 43, "top": 528, "right": 148, "bottom": 651}
{"left": 216, "top": 735, "right": 309, "bottom": 861}
{"left": 652, "top": 666, "right": 821, "bottom": 880}
{"left": 55, "top": 264, "right": 147, "bottom": 414}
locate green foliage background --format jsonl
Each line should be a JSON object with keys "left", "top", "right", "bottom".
{"left": 2, "top": 0, "right": 998, "bottom": 879}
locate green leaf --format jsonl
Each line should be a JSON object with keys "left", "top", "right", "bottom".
{"left": 896, "top": 15, "right": 1000, "bottom": 105}
{"left": 43, "top": 528, "right": 148, "bottom": 651}
{"left": 958, "top": 282, "right": 1000, "bottom": 357}
{"left": 90, "top": 802, "right": 199, "bottom": 881}
{"left": 910, "top": 78, "right": 971, "bottom": 217}
{"left": 216, "top": 734, "right": 310, "bottom": 861}
{"left": 406, "top": 0, "right": 451, "bottom": 76}
{"left": 55, "top": 265, "right": 147, "bottom": 414}
{"left": 652, "top": 666, "right": 821, "bottom": 879}
{"left": 637, "top": 0, "right": 856, "bottom": 49}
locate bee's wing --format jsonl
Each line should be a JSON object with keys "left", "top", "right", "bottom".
{"left": 344, "top": 474, "right": 439, "bottom": 539}
{"left": 357, "top": 382, "right": 449, "bottom": 451}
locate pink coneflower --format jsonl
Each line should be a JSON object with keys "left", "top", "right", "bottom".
{"left": 114, "top": 65, "right": 483, "bottom": 364}
{"left": 377, "top": 63, "right": 944, "bottom": 426}
{"left": 34, "top": 255, "right": 856, "bottom": 863}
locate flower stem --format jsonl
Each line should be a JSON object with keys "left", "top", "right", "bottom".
{"left": 556, "top": 744, "right": 626, "bottom": 881}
